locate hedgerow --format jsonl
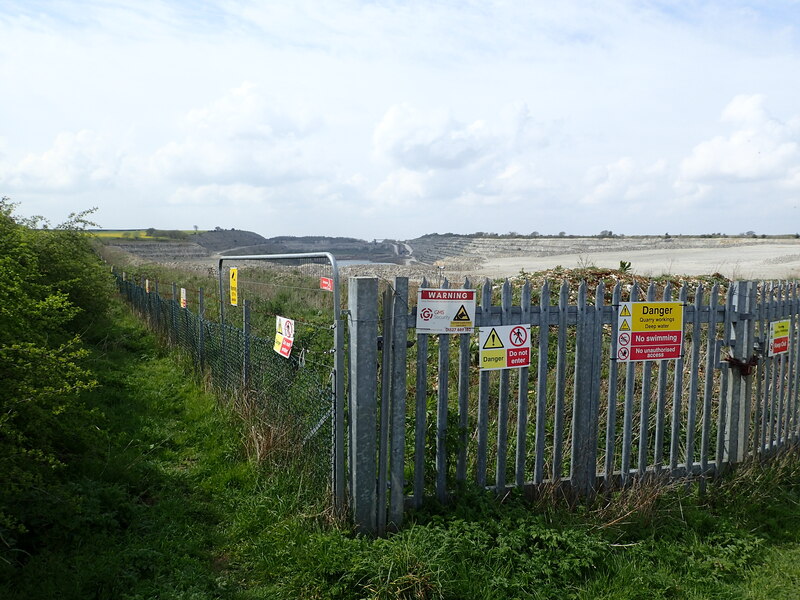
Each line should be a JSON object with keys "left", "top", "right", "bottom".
{"left": 0, "top": 198, "right": 113, "bottom": 565}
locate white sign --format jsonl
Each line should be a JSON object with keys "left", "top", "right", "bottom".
{"left": 478, "top": 324, "right": 531, "bottom": 370}
{"left": 274, "top": 316, "right": 295, "bottom": 358}
{"left": 416, "top": 289, "right": 476, "bottom": 334}
{"left": 768, "top": 319, "right": 791, "bottom": 357}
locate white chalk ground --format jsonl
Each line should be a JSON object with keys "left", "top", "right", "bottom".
{"left": 474, "top": 242, "right": 800, "bottom": 280}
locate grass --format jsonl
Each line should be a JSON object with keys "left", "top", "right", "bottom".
{"left": 91, "top": 229, "right": 205, "bottom": 240}
{"left": 4, "top": 297, "right": 800, "bottom": 599}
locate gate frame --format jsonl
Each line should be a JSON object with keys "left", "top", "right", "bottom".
{"left": 217, "top": 253, "right": 345, "bottom": 513}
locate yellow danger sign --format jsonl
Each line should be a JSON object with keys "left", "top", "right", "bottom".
{"left": 482, "top": 328, "right": 504, "bottom": 349}
{"left": 616, "top": 301, "right": 684, "bottom": 363}
{"left": 773, "top": 320, "right": 790, "bottom": 338}
{"left": 229, "top": 268, "right": 238, "bottom": 306}
{"left": 626, "top": 301, "right": 682, "bottom": 332}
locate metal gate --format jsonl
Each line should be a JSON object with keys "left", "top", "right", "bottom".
{"left": 217, "top": 253, "right": 346, "bottom": 513}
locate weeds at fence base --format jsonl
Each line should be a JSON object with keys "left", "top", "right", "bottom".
{"left": 228, "top": 389, "right": 292, "bottom": 464}
{"left": 592, "top": 477, "right": 685, "bottom": 530}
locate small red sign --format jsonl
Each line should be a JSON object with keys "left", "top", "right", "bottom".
{"left": 629, "top": 345, "right": 681, "bottom": 361}
{"left": 771, "top": 337, "right": 789, "bottom": 355}
{"left": 278, "top": 336, "right": 293, "bottom": 358}
{"left": 507, "top": 348, "right": 530, "bottom": 367}
{"left": 320, "top": 277, "right": 333, "bottom": 291}
{"left": 420, "top": 290, "right": 475, "bottom": 301}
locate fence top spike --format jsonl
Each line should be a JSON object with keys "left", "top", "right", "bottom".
{"left": 630, "top": 280, "right": 640, "bottom": 301}
{"left": 577, "top": 280, "right": 587, "bottom": 306}
{"left": 695, "top": 281, "right": 704, "bottom": 295}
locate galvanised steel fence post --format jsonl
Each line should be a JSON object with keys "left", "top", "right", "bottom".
{"left": 725, "top": 281, "right": 755, "bottom": 463}
{"left": 198, "top": 287, "right": 205, "bottom": 370}
{"left": 243, "top": 299, "right": 251, "bottom": 391}
{"left": 172, "top": 282, "right": 178, "bottom": 346}
{"left": 348, "top": 277, "right": 378, "bottom": 535}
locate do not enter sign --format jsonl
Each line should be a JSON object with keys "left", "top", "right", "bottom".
{"left": 479, "top": 324, "right": 531, "bottom": 370}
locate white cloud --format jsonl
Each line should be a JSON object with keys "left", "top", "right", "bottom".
{"left": 370, "top": 103, "right": 556, "bottom": 211}
{"left": 151, "top": 82, "right": 322, "bottom": 187}
{"left": 168, "top": 183, "right": 272, "bottom": 207}
{"left": 373, "top": 104, "right": 492, "bottom": 171}
{"left": 582, "top": 157, "right": 667, "bottom": 206}
{"left": 0, "top": 130, "right": 123, "bottom": 191}
{"left": 680, "top": 94, "right": 800, "bottom": 183}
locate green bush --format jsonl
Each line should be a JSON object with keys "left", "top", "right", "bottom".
{"left": 0, "top": 198, "right": 113, "bottom": 564}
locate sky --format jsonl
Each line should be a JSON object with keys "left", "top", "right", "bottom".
{"left": 1, "top": 0, "right": 799, "bottom": 239}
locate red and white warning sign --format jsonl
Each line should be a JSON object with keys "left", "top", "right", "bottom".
{"left": 416, "top": 289, "right": 476, "bottom": 334}
{"left": 320, "top": 277, "right": 334, "bottom": 291}
{"left": 616, "top": 301, "right": 684, "bottom": 362}
{"left": 768, "top": 319, "right": 790, "bottom": 357}
{"left": 479, "top": 324, "right": 531, "bottom": 370}
{"left": 274, "top": 315, "right": 295, "bottom": 358}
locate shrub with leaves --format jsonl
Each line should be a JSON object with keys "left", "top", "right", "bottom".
{"left": 0, "top": 198, "right": 111, "bottom": 564}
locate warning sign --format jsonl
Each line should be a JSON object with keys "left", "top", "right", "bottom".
{"left": 229, "top": 268, "right": 238, "bottom": 306}
{"left": 453, "top": 305, "right": 471, "bottom": 322}
{"left": 180, "top": 287, "right": 187, "bottom": 308}
{"left": 416, "top": 289, "right": 476, "bottom": 334}
{"left": 616, "top": 301, "right": 683, "bottom": 362}
{"left": 274, "top": 316, "right": 295, "bottom": 358}
{"left": 479, "top": 324, "right": 531, "bottom": 370}
{"left": 483, "top": 328, "right": 504, "bottom": 349}
{"left": 768, "top": 319, "right": 791, "bottom": 357}
{"left": 320, "top": 277, "right": 333, "bottom": 291}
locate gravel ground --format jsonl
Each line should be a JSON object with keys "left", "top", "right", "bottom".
{"left": 106, "top": 237, "right": 800, "bottom": 283}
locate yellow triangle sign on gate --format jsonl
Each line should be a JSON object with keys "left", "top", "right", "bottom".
{"left": 620, "top": 305, "right": 631, "bottom": 317}
{"left": 619, "top": 319, "right": 631, "bottom": 331}
{"left": 483, "top": 328, "right": 504, "bottom": 349}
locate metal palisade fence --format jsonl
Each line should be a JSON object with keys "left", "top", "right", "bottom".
{"left": 350, "top": 277, "right": 800, "bottom": 535}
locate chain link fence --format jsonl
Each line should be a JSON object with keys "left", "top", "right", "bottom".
{"left": 115, "top": 272, "right": 336, "bottom": 508}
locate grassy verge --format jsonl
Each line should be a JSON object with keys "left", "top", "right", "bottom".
{"left": 4, "top": 298, "right": 800, "bottom": 599}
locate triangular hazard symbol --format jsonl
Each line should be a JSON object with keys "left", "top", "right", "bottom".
{"left": 483, "top": 328, "right": 504, "bottom": 349}
{"left": 619, "top": 319, "right": 631, "bottom": 331}
{"left": 453, "top": 305, "right": 471, "bottom": 322}
{"left": 620, "top": 305, "right": 631, "bottom": 317}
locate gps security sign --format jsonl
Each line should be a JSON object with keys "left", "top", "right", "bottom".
{"left": 416, "top": 288, "right": 476, "bottom": 334}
